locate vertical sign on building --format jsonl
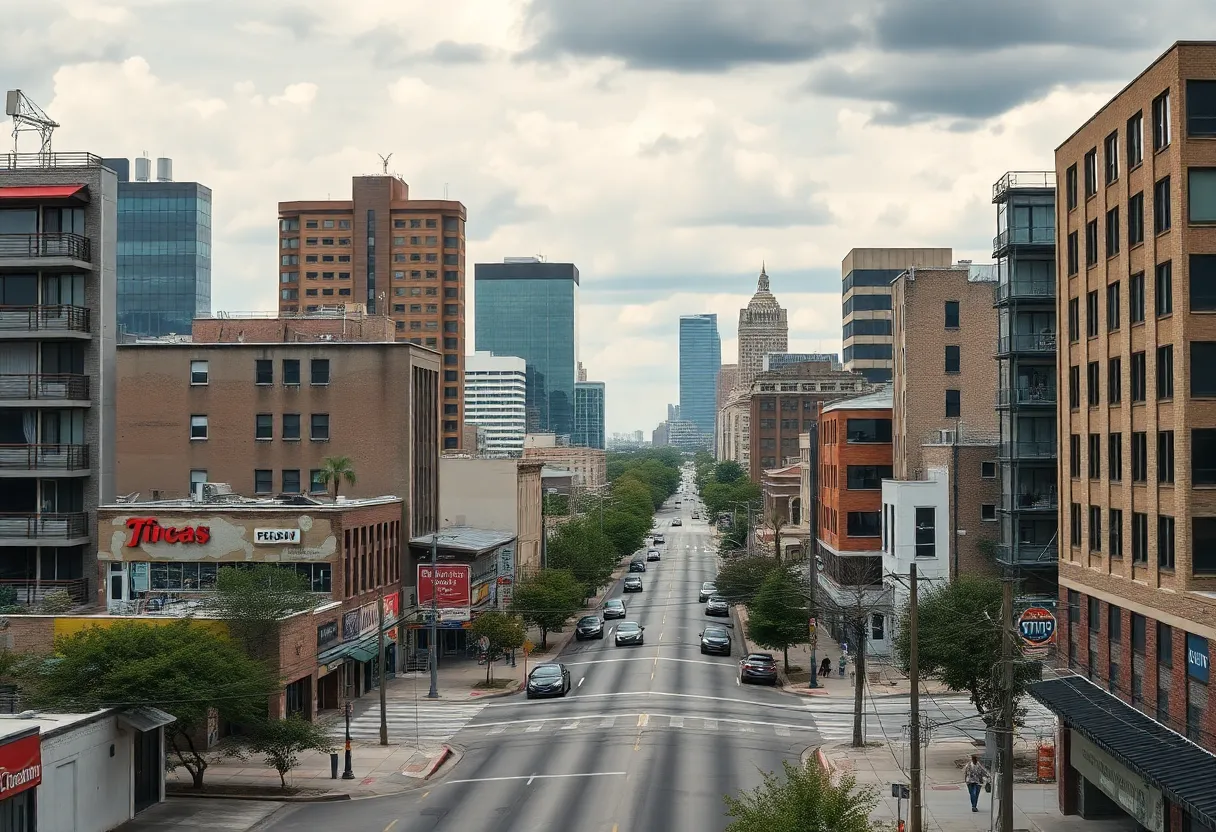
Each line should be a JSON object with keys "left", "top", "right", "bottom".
{"left": 1187, "top": 633, "right": 1210, "bottom": 683}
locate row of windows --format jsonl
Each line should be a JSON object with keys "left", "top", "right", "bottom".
{"left": 142, "top": 560, "right": 331, "bottom": 593}
{"left": 190, "top": 413, "right": 330, "bottom": 442}
{"left": 842, "top": 343, "right": 893, "bottom": 362}
{"left": 1064, "top": 177, "right": 1178, "bottom": 274}
{"left": 280, "top": 217, "right": 458, "bottom": 232}
{"left": 842, "top": 294, "right": 892, "bottom": 315}
{"left": 818, "top": 464, "right": 894, "bottom": 491}
{"left": 1068, "top": 430, "right": 1175, "bottom": 484}
{"left": 1068, "top": 257, "right": 1216, "bottom": 338}
{"left": 842, "top": 319, "right": 893, "bottom": 339}
{"left": 188, "top": 358, "right": 331, "bottom": 386}
{"left": 1068, "top": 341, "right": 1216, "bottom": 407}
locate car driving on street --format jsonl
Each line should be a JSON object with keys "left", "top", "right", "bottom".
{"left": 602, "top": 599, "right": 626, "bottom": 619}
{"left": 575, "top": 615, "right": 604, "bottom": 640}
{"left": 629, "top": 558, "right": 646, "bottom": 572}
{"left": 705, "top": 594, "right": 730, "bottom": 616}
{"left": 646, "top": 548, "right": 661, "bottom": 561}
{"left": 614, "top": 621, "right": 645, "bottom": 646}
{"left": 526, "top": 662, "right": 572, "bottom": 698}
{"left": 671, "top": 518, "right": 682, "bottom": 527}
{"left": 698, "top": 581, "right": 717, "bottom": 602}
{"left": 738, "top": 653, "right": 779, "bottom": 685}
{"left": 623, "top": 575, "right": 643, "bottom": 592}
{"left": 699, "top": 624, "right": 732, "bottom": 656}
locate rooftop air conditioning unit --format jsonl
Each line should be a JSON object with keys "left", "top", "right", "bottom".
{"left": 938, "top": 430, "right": 956, "bottom": 444}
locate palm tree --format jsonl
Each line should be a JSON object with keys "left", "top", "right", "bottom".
{"left": 318, "top": 456, "right": 357, "bottom": 500}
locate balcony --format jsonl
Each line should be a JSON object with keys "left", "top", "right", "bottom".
{"left": 0, "top": 374, "right": 90, "bottom": 404}
{"left": 993, "top": 227, "right": 1055, "bottom": 256}
{"left": 999, "top": 492, "right": 1059, "bottom": 513}
{"left": 998, "top": 440, "right": 1058, "bottom": 460}
{"left": 0, "top": 233, "right": 91, "bottom": 268}
{"left": 0, "top": 512, "right": 89, "bottom": 544}
{"left": 0, "top": 305, "right": 91, "bottom": 338}
{"left": 0, "top": 578, "right": 89, "bottom": 606}
{"left": 992, "top": 171, "right": 1055, "bottom": 202}
{"left": 996, "top": 332, "right": 1057, "bottom": 356}
{"left": 994, "top": 280, "right": 1056, "bottom": 305}
{"left": 993, "top": 541, "right": 1058, "bottom": 567}
{"left": 0, "top": 444, "right": 90, "bottom": 475}
{"left": 997, "top": 384, "right": 1057, "bottom": 408}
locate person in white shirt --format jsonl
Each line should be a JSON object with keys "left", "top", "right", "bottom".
{"left": 963, "top": 754, "right": 988, "bottom": 812}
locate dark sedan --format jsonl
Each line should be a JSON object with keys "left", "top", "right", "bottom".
{"left": 623, "top": 575, "right": 643, "bottom": 593}
{"left": 526, "top": 663, "right": 571, "bottom": 698}
{"left": 739, "top": 653, "right": 780, "bottom": 685}
{"left": 603, "top": 599, "right": 626, "bottom": 619}
{"left": 629, "top": 559, "right": 647, "bottom": 573}
{"left": 705, "top": 595, "right": 730, "bottom": 617}
{"left": 699, "top": 624, "right": 732, "bottom": 656}
{"left": 575, "top": 615, "right": 604, "bottom": 640}
{"left": 615, "top": 621, "right": 645, "bottom": 646}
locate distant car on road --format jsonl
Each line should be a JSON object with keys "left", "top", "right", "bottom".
{"left": 653, "top": 534, "right": 665, "bottom": 544}
{"left": 623, "top": 575, "right": 644, "bottom": 593}
{"left": 615, "top": 621, "right": 645, "bottom": 647}
{"left": 526, "top": 663, "right": 572, "bottom": 698}
{"left": 603, "top": 599, "right": 626, "bottom": 619}
{"left": 646, "top": 549, "right": 661, "bottom": 561}
{"left": 698, "top": 582, "right": 717, "bottom": 602}
{"left": 575, "top": 615, "right": 604, "bottom": 640}
{"left": 705, "top": 595, "right": 730, "bottom": 617}
{"left": 671, "top": 519, "right": 682, "bottom": 527}
{"left": 629, "top": 559, "right": 647, "bottom": 573}
{"left": 699, "top": 624, "right": 732, "bottom": 656}
{"left": 739, "top": 653, "right": 779, "bottom": 685}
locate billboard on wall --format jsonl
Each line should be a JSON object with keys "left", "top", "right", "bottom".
{"left": 0, "top": 734, "right": 41, "bottom": 801}
{"left": 418, "top": 564, "right": 471, "bottom": 607}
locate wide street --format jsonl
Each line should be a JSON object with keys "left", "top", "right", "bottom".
{"left": 263, "top": 481, "right": 818, "bottom": 832}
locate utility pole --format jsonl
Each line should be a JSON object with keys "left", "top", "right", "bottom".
{"left": 851, "top": 610, "right": 866, "bottom": 747}
{"left": 998, "top": 576, "right": 1016, "bottom": 832}
{"left": 908, "top": 563, "right": 922, "bottom": 832}
{"left": 808, "top": 552, "right": 820, "bottom": 689}
{"left": 378, "top": 593, "right": 388, "bottom": 745}
{"left": 427, "top": 533, "right": 440, "bottom": 699}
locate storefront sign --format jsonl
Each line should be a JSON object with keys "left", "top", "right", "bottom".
{"left": 497, "top": 546, "right": 514, "bottom": 579}
{"left": 317, "top": 620, "right": 339, "bottom": 648}
{"left": 341, "top": 608, "right": 361, "bottom": 641}
{"left": 1070, "top": 732, "right": 1163, "bottom": 832}
{"left": 1187, "top": 633, "right": 1210, "bottom": 684}
{"left": 254, "top": 528, "right": 301, "bottom": 545}
{"left": 418, "top": 564, "right": 471, "bottom": 607}
{"left": 472, "top": 581, "right": 492, "bottom": 607}
{"left": 354, "top": 595, "right": 402, "bottom": 639}
{"left": 1018, "top": 607, "right": 1057, "bottom": 646}
{"left": 124, "top": 517, "right": 211, "bottom": 547}
{"left": 420, "top": 607, "right": 471, "bottom": 625}
{"left": 0, "top": 734, "right": 41, "bottom": 801}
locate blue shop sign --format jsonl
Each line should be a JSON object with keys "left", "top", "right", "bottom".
{"left": 1186, "top": 633, "right": 1210, "bottom": 684}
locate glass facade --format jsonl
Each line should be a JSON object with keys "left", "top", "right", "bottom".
{"left": 115, "top": 180, "right": 212, "bottom": 337}
{"left": 474, "top": 262, "right": 578, "bottom": 437}
{"left": 679, "top": 314, "right": 721, "bottom": 438}
{"left": 573, "top": 381, "right": 606, "bottom": 449}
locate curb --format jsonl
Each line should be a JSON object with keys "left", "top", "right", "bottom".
{"left": 166, "top": 788, "right": 352, "bottom": 803}
{"left": 422, "top": 745, "right": 453, "bottom": 780}
{"left": 466, "top": 680, "right": 523, "bottom": 700}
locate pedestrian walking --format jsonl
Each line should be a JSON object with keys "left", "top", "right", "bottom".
{"left": 963, "top": 754, "right": 988, "bottom": 812}
{"left": 820, "top": 657, "right": 832, "bottom": 678}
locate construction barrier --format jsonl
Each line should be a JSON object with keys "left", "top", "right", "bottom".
{"left": 1037, "top": 743, "right": 1056, "bottom": 782}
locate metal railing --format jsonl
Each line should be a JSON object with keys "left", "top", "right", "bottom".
{"left": 0, "top": 233, "right": 91, "bottom": 262}
{"left": 0, "top": 374, "right": 90, "bottom": 401}
{"left": 993, "top": 227, "right": 1056, "bottom": 253}
{"left": 994, "top": 280, "right": 1056, "bottom": 303}
{"left": 997, "top": 385, "right": 1057, "bottom": 406}
{"left": 0, "top": 152, "right": 106, "bottom": 170}
{"left": 993, "top": 542, "right": 1059, "bottom": 565}
{"left": 0, "top": 578, "right": 89, "bottom": 605}
{"left": 996, "top": 333, "right": 1057, "bottom": 355}
{"left": 993, "top": 171, "right": 1055, "bottom": 201}
{"left": 0, "top": 444, "right": 89, "bottom": 471}
{"left": 0, "top": 305, "right": 90, "bottom": 334}
{"left": 999, "top": 441, "right": 1058, "bottom": 459}
{"left": 0, "top": 513, "right": 88, "bottom": 540}
{"left": 1003, "top": 493, "right": 1059, "bottom": 512}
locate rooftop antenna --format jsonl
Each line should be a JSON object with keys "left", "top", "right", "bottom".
{"left": 444, "top": 182, "right": 449, "bottom": 199}
{"left": 5, "top": 90, "right": 59, "bottom": 156}
{"left": 378, "top": 153, "right": 393, "bottom": 175}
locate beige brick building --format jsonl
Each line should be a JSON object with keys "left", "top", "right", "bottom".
{"left": 736, "top": 266, "right": 787, "bottom": 392}
{"left": 521, "top": 434, "right": 606, "bottom": 487}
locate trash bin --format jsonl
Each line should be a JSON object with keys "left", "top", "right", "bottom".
{"left": 330, "top": 752, "right": 339, "bottom": 779}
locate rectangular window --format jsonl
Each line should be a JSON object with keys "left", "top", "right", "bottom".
{"left": 846, "top": 465, "right": 893, "bottom": 490}
{"left": 1191, "top": 343, "right": 1216, "bottom": 397}
{"left": 944, "top": 300, "right": 959, "bottom": 328}
{"left": 1105, "top": 206, "right": 1120, "bottom": 255}
{"left": 1130, "top": 272, "right": 1145, "bottom": 322}
{"left": 981, "top": 461, "right": 997, "bottom": 479}
{"left": 846, "top": 511, "right": 881, "bottom": 538}
{"left": 309, "top": 469, "right": 326, "bottom": 493}
{"left": 981, "top": 504, "right": 997, "bottom": 521}
{"left": 282, "top": 413, "right": 300, "bottom": 440}
{"left": 944, "top": 345, "right": 960, "bottom": 373}
{"left": 1069, "top": 365, "right": 1080, "bottom": 409}
{"left": 1109, "top": 604, "right": 1121, "bottom": 641}
{"left": 1152, "top": 90, "right": 1171, "bottom": 150}
{"left": 255, "top": 359, "right": 273, "bottom": 385}
{"left": 846, "top": 419, "right": 892, "bottom": 443}
{"left": 189, "top": 360, "right": 209, "bottom": 385}
{"left": 1131, "top": 431, "right": 1148, "bottom": 481}
{"left": 1157, "top": 345, "right": 1174, "bottom": 399}
{"left": 1160, "top": 623, "right": 1173, "bottom": 666}
{"left": 1130, "top": 351, "right": 1146, "bottom": 401}
{"left": 1131, "top": 512, "right": 1149, "bottom": 563}
{"left": 1066, "top": 164, "right": 1078, "bottom": 209}
{"left": 282, "top": 359, "right": 301, "bottom": 386}
{"left": 1085, "top": 219, "right": 1099, "bottom": 266}
{"left": 282, "top": 469, "right": 301, "bottom": 494}
{"left": 310, "top": 359, "right": 330, "bottom": 385}
{"left": 1195, "top": 519, "right": 1216, "bottom": 574}
{"left": 1194, "top": 429, "right": 1216, "bottom": 485}
{"left": 190, "top": 469, "right": 207, "bottom": 495}
{"left": 1071, "top": 503, "right": 1082, "bottom": 546}
{"left": 1158, "top": 430, "right": 1175, "bottom": 483}
{"left": 1104, "top": 131, "right": 1119, "bottom": 184}
{"left": 1084, "top": 148, "right": 1098, "bottom": 197}
{"left": 1068, "top": 297, "right": 1080, "bottom": 342}
{"left": 1086, "top": 290, "right": 1099, "bottom": 337}
{"left": 945, "top": 389, "right": 960, "bottom": 417}
{"left": 1110, "top": 508, "right": 1123, "bottom": 557}
{"left": 1109, "top": 433, "right": 1123, "bottom": 481}
{"left": 1107, "top": 282, "right": 1120, "bottom": 331}
{"left": 1188, "top": 168, "right": 1216, "bottom": 223}
{"left": 1156, "top": 261, "right": 1173, "bottom": 316}
{"left": 1127, "top": 111, "right": 1144, "bottom": 166}
{"left": 1109, "top": 357, "right": 1122, "bottom": 404}
{"left": 1191, "top": 254, "right": 1216, "bottom": 311}
{"left": 310, "top": 413, "right": 330, "bottom": 441}
{"left": 1070, "top": 434, "right": 1082, "bottom": 478}
{"left": 1087, "top": 361, "right": 1100, "bottom": 407}
{"left": 1158, "top": 516, "right": 1176, "bottom": 569}
{"left": 1128, "top": 192, "right": 1145, "bottom": 245}
{"left": 190, "top": 414, "right": 208, "bottom": 440}
{"left": 1090, "top": 505, "right": 1102, "bottom": 552}
{"left": 255, "top": 413, "right": 273, "bottom": 440}
{"left": 1154, "top": 176, "right": 1172, "bottom": 234}
{"left": 254, "top": 469, "right": 273, "bottom": 494}
{"left": 1187, "top": 79, "right": 1216, "bottom": 137}
{"left": 1088, "top": 596, "right": 1101, "bottom": 631}
{"left": 1067, "top": 231, "right": 1079, "bottom": 275}
{"left": 914, "top": 507, "right": 935, "bottom": 557}
{"left": 1088, "top": 433, "right": 1101, "bottom": 479}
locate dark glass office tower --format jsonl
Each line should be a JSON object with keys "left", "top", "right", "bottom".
{"left": 573, "top": 381, "right": 606, "bottom": 449}
{"left": 104, "top": 157, "right": 211, "bottom": 337}
{"left": 474, "top": 259, "right": 578, "bottom": 438}
{"left": 679, "top": 313, "right": 721, "bottom": 439}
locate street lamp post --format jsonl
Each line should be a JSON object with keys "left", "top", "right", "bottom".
{"left": 341, "top": 700, "right": 354, "bottom": 779}
{"left": 427, "top": 531, "right": 440, "bottom": 699}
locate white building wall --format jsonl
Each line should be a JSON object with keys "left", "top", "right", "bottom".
{"left": 37, "top": 713, "right": 146, "bottom": 832}
{"left": 880, "top": 470, "right": 952, "bottom": 621}
{"left": 464, "top": 351, "right": 527, "bottom": 456}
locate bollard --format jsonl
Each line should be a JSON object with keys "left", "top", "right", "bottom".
{"left": 330, "top": 752, "right": 339, "bottom": 779}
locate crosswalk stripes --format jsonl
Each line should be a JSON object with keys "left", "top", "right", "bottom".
{"left": 798, "top": 693, "right": 1059, "bottom": 744}
{"left": 464, "top": 714, "right": 813, "bottom": 741}
{"left": 338, "top": 702, "right": 487, "bottom": 745}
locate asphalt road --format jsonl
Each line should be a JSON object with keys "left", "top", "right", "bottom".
{"left": 265, "top": 477, "right": 818, "bottom": 832}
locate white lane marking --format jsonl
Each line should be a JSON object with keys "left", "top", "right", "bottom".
{"left": 702, "top": 718, "right": 718, "bottom": 730}
{"left": 775, "top": 726, "right": 791, "bottom": 737}
{"left": 560, "top": 721, "right": 580, "bottom": 730}
{"left": 487, "top": 726, "right": 505, "bottom": 735}
{"left": 736, "top": 676, "right": 740, "bottom": 686}
{"left": 443, "top": 772, "right": 628, "bottom": 787}
{"left": 469, "top": 711, "right": 818, "bottom": 733}
{"left": 669, "top": 717, "right": 684, "bottom": 728}
{"left": 578, "top": 677, "right": 585, "bottom": 687}
{"left": 739, "top": 724, "right": 754, "bottom": 733}
{"left": 607, "top": 626, "right": 614, "bottom": 637}
{"left": 526, "top": 723, "right": 543, "bottom": 733}
{"left": 599, "top": 717, "right": 616, "bottom": 728}
{"left": 495, "top": 690, "right": 810, "bottom": 712}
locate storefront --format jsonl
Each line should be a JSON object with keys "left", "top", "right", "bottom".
{"left": 314, "top": 592, "right": 402, "bottom": 714}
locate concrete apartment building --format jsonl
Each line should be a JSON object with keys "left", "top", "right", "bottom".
{"left": 717, "top": 392, "right": 751, "bottom": 468}
{"left": 464, "top": 351, "right": 527, "bottom": 456}
{"left": 0, "top": 151, "right": 118, "bottom": 602}
{"left": 439, "top": 457, "right": 543, "bottom": 578}
{"left": 276, "top": 174, "right": 466, "bottom": 450}
{"left": 716, "top": 364, "right": 738, "bottom": 414}
{"left": 1029, "top": 42, "right": 1216, "bottom": 831}
{"left": 889, "top": 263, "right": 1002, "bottom": 579}
{"left": 114, "top": 328, "right": 441, "bottom": 542}
{"left": 521, "top": 433, "right": 606, "bottom": 487}
{"left": 842, "top": 248, "right": 953, "bottom": 384}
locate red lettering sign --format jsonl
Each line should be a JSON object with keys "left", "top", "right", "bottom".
{"left": 124, "top": 517, "right": 212, "bottom": 548}
{"left": 0, "top": 734, "right": 40, "bottom": 800}
{"left": 417, "top": 564, "right": 470, "bottom": 607}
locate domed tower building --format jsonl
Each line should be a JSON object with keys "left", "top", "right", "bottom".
{"left": 737, "top": 264, "right": 789, "bottom": 391}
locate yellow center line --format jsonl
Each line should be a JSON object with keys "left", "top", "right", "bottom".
{"left": 383, "top": 821, "right": 400, "bottom": 832}
{"left": 419, "top": 791, "right": 429, "bottom": 800}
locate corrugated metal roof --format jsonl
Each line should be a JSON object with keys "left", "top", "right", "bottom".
{"left": 1030, "top": 675, "right": 1216, "bottom": 828}
{"left": 410, "top": 526, "right": 516, "bottom": 553}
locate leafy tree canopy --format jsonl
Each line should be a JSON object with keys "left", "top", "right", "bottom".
{"left": 746, "top": 569, "right": 810, "bottom": 670}
{"left": 702, "top": 478, "right": 761, "bottom": 521}
{"left": 715, "top": 555, "right": 790, "bottom": 606}
{"left": 509, "top": 569, "right": 584, "bottom": 649}
{"left": 468, "top": 611, "right": 526, "bottom": 683}
{"left": 724, "top": 759, "right": 882, "bottom": 832}
{"left": 546, "top": 517, "right": 619, "bottom": 594}
{"left": 207, "top": 565, "right": 317, "bottom": 660}
{"left": 233, "top": 716, "right": 335, "bottom": 789}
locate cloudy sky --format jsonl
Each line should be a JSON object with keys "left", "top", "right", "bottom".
{"left": 4, "top": 0, "right": 1205, "bottom": 433}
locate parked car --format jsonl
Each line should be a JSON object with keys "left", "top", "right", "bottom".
{"left": 739, "top": 653, "right": 780, "bottom": 685}
{"left": 526, "top": 663, "right": 572, "bottom": 698}
{"left": 705, "top": 595, "right": 730, "bottom": 617}
{"left": 575, "top": 615, "right": 604, "bottom": 640}
{"left": 699, "top": 624, "right": 732, "bottom": 656}
{"left": 603, "top": 599, "right": 626, "bottom": 619}
{"left": 698, "top": 582, "right": 717, "bottom": 602}
{"left": 623, "top": 575, "right": 644, "bottom": 593}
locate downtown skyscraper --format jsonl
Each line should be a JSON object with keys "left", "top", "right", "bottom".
{"left": 679, "top": 313, "right": 721, "bottom": 440}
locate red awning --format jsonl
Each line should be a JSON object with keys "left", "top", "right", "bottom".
{"left": 0, "top": 185, "right": 87, "bottom": 200}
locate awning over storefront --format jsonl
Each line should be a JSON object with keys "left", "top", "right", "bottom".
{"left": 0, "top": 184, "right": 87, "bottom": 200}
{"left": 317, "top": 614, "right": 403, "bottom": 666}
{"left": 346, "top": 646, "right": 377, "bottom": 664}
{"left": 1030, "top": 675, "right": 1216, "bottom": 829}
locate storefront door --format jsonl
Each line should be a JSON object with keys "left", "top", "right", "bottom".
{"left": 133, "top": 728, "right": 160, "bottom": 813}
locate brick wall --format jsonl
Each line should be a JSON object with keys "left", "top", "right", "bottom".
{"left": 192, "top": 313, "right": 397, "bottom": 344}
{"left": 921, "top": 444, "right": 1001, "bottom": 577}
{"left": 818, "top": 406, "right": 892, "bottom": 553}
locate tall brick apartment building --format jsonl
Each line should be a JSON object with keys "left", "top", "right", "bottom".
{"left": 277, "top": 175, "right": 467, "bottom": 450}
{"left": 1029, "top": 42, "right": 1216, "bottom": 830}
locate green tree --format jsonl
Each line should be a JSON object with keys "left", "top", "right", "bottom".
{"left": 718, "top": 515, "right": 750, "bottom": 557}
{"left": 510, "top": 569, "right": 584, "bottom": 649}
{"left": 746, "top": 570, "right": 809, "bottom": 671}
{"left": 468, "top": 611, "right": 526, "bottom": 684}
{"left": 702, "top": 478, "right": 761, "bottom": 521}
{"left": 546, "top": 518, "right": 618, "bottom": 595}
{"left": 233, "top": 715, "right": 336, "bottom": 789}
{"left": 715, "top": 555, "right": 784, "bottom": 605}
{"left": 893, "top": 576, "right": 1037, "bottom": 725}
{"left": 318, "top": 455, "right": 357, "bottom": 499}
{"left": 723, "top": 759, "right": 881, "bottom": 832}
{"left": 22, "top": 620, "right": 276, "bottom": 788}
{"left": 207, "top": 565, "right": 317, "bottom": 660}
{"left": 714, "top": 460, "right": 746, "bottom": 484}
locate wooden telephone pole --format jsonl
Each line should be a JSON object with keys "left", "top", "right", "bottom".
{"left": 908, "top": 563, "right": 922, "bottom": 832}
{"left": 998, "top": 577, "right": 1016, "bottom": 832}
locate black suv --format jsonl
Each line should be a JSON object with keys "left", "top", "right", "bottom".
{"left": 629, "top": 559, "right": 646, "bottom": 573}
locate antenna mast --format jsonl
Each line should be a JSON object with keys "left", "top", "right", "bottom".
{"left": 5, "top": 90, "right": 59, "bottom": 157}
{"left": 378, "top": 153, "right": 393, "bottom": 175}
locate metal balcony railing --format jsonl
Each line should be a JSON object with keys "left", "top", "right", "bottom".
{"left": 1002, "top": 492, "right": 1059, "bottom": 512}
{"left": 0, "top": 578, "right": 89, "bottom": 606}
{"left": 0, "top": 152, "right": 106, "bottom": 171}
{"left": 993, "top": 171, "right": 1055, "bottom": 201}
{"left": 996, "top": 333, "right": 1057, "bottom": 355}
{"left": 999, "top": 441, "right": 1058, "bottom": 460}
{"left": 993, "top": 227, "right": 1056, "bottom": 253}
{"left": 995, "top": 280, "right": 1056, "bottom": 303}
{"left": 0, "top": 305, "right": 90, "bottom": 334}
{"left": 0, "top": 444, "right": 89, "bottom": 471}
{"left": 993, "top": 541, "right": 1059, "bottom": 565}
{"left": 0, "top": 233, "right": 91, "bottom": 262}
{"left": 997, "top": 385, "right": 1057, "bottom": 407}
{"left": 0, "top": 513, "right": 88, "bottom": 540}
{"left": 0, "top": 374, "right": 90, "bottom": 401}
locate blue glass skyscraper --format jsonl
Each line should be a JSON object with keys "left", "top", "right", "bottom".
{"left": 474, "top": 259, "right": 578, "bottom": 437}
{"left": 104, "top": 157, "right": 211, "bottom": 337}
{"left": 679, "top": 314, "right": 721, "bottom": 439}
{"left": 573, "top": 381, "right": 606, "bottom": 449}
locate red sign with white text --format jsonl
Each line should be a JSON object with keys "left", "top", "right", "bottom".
{"left": 417, "top": 564, "right": 471, "bottom": 607}
{"left": 125, "top": 517, "right": 211, "bottom": 547}
{"left": 0, "top": 734, "right": 41, "bottom": 800}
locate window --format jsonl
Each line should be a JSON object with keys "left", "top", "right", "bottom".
{"left": 1158, "top": 430, "right": 1175, "bottom": 484}
{"left": 981, "top": 461, "right": 997, "bottom": 479}
{"left": 1190, "top": 168, "right": 1216, "bottom": 225}
{"left": 190, "top": 469, "right": 207, "bottom": 494}
{"left": 1157, "top": 345, "right": 1174, "bottom": 399}
{"left": 846, "top": 419, "right": 891, "bottom": 443}
{"left": 1131, "top": 512, "right": 1149, "bottom": 564}
{"left": 1191, "top": 343, "right": 1216, "bottom": 397}
{"left": 1069, "top": 365, "right": 1080, "bottom": 408}
{"left": 871, "top": 614, "right": 885, "bottom": 641}
{"left": 847, "top": 511, "right": 881, "bottom": 538}
{"left": 1109, "top": 605, "right": 1122, "bottom": 643}
{"left": 1191, "top": 254, "right": 1216, "bottom": 311}
{"left": 1155, "top": 261, "right": 1173, "bottom": 316}
{"left": 282, "top": 413, "right": 300, "bottom": 440}
{"left": 1068, "top": 297, "right": 1080, "bottom": 341}
{"left": 1069, "top": 434, "right": 1082, "bottom": 478}
{"left": 310, "top": 413, "right": 330, "bottom": 441}
{"left": 310, "top": 359, "right": 330, "bottom": 385}
{"left": 1127, "top": 111, "right": 1144, "bottom": 166}
{"left": 1086, "top": 290, "right": 1099, "bottom": 336}
{"left": 1087, "top": 361, "right": 1100, "bottom": 406}
{"left": 1071, "top": 503, "right": 1082, "bottom": 546}
{"left": 1131, "top": 431, "right": 1148, "bottom": 481}
{"left": 1152, "top": 90, "right": 1171, "bottom": 150}
{"left": 944, "top": 300, "right": 959, "bottom": 328}
{"left": 846, "top": 465, "right": 892, "bottom": 490}
{"left": 944, "top": 345, "right": 960, "bottom": 373}
{"left": 190, "top": 360, "right": 209, "bottom": 385}
{"left": 1089, "top": 433, "right": 1101, "bottom": 479}
{"left": 254, "top": 469, "right": 273, "bottom": 494}
{"left": 1107, "top": 282, "right": 1120, "bottom": 331}
{"left": 1130, "top": 272, "right": 1146, "bottom": 322}
{"left": 255, "top": 359, "right": 273, "bottom": 385}
{"left": 190, "top": 415, "right": 208, "bottom": 440}
{"left": 1105, "top": 206, "right": 1120, "bottom": 255}
{"left": 255, "top": 413, "right": 272, "bottom": 440}
{"left": 914, "top": 507, "right": 935, "bottom": 557}
{"left": 309, "top": 469, "right": 326, "bottom": 493}
{"left": 1109, "top": 433, "right": 1123, "bottom": 481}
{"left": 1159, "top": 516, "right": 1176, "bottom": 569}
{"left": 1194, "top": 429, "right": 1216, "bottom": 485}
{"left": 282, "top": 469, "right": 301, "bottom": 494}
{"left": 1110, "top": 508, "right": 1123, "bottom": 557}
{"left": 1084, "top": 148, "right": 1098, "bottom": 197}
{"left": 1104, "top": 132, "right": 1119, "bottom": 184}
{"left": 1131, "top": 351, "right": 1146, "bottom": 401}
{"left": 1187, "top": 80, "right": 1216, "bottom": 136}
{"left": 1160, "top": 623, "right": 1173, "bottom": 666}
{"left": 945, "top": 389, "right": 960, "bottom": 417}
{"left": 1195, "top": 518, "right": 1216, "bottom": 574}
{"left": 1085, "top": 219, "right": 1099, "bottom": 266}
{"left": 981, "top": 504, "right": 997, "bottom": 521}
{"left": 1127, "top": 192, "right": 1145, "bottom": 247}
{"left": 1067, "top": 231, "right": 1079, "bottom": 275}
{"left": 1109, "top": 358, "right": 1122, "bottom": 404}
{"left": 1154, "top": 176, "right": 1171, "bottom": 233}
{"left": 1089, "top": 505, "right": 1102, "bottom": 552}
{"left": 282, "top": 359, "right": 301, "bottom": 385}
{"left": 1066, "top": 164, "right": 1078, "bottom": 209}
